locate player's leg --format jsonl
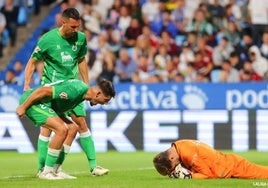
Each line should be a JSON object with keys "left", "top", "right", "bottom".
{"left": 39, "top": 116, "right": 69, "bottom": 180}
{"left": 25, "top": 103, "right": 66, "bottom": 180}
{"left": 37, "top": 127, "right": 51, "bottom": 174}
{"left": 70, "top": 103, "right": 109, "bottom": 176}
{"left": 54, "top": 116, "right": 78, "bottom": 179}
{"left": 231, "top": 155, "right": 268, "bottom": 179}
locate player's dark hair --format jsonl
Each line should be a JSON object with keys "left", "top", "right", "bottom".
{"left": 62, "top": 8, "right": 81, "bottom": 20}
{"left": 97, "top": 79, "right": 116, "bottom": 98}
{"left": 153, "top": 150, "right": 172, "bottom": 176}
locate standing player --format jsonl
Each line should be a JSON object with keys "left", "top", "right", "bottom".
{"left": 17, "top": 79, "right": 116, "bottom": 180}
{"left": 23, "top": 8, "right": 108, "bottom": 177}
{"left": 153, "top": 139, "right": 268, "bottom": 179}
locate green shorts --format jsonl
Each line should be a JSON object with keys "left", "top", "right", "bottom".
{"left": 67, "top": 102, "right": 86, "bottom": 117}
{"left": 26, "top": 102, "right": 58, "bottom": 126}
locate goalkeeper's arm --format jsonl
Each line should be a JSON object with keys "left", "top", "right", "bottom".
{"left": 191, "top": 173, "right": 209, "bottom": 179}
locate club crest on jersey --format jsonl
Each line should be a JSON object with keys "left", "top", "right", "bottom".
{"left": 59, "top": 92, "right": 68, "bottom": 99}
{"left": 72, "top": 45, "right": 77, "bottom": 51}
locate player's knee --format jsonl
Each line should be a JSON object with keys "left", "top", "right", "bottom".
{"left": 57, "top": 126, "right": 68, "bottom": 138}
{"left": 68, "top": 124, "right": 78, "bottom": 137}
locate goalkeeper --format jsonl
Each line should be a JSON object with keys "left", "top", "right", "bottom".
{"left": 153, "top": 139, "right": 268, "bottom": 179}
{"left": 16, "top": 79, "right": 115, "bottom": 180}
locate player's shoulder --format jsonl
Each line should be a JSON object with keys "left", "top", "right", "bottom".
{"left": 77, "top": 31, "right": 86, "bottom": 39}
{"left": 40, "top": 28, "right": 58, "bottom": 40}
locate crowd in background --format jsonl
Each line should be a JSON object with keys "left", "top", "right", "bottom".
{"left": 1, "top": 0, "right": 268, "bottom": 86}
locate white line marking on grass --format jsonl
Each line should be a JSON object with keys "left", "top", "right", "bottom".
{"left": 1, "top": 167, "right": 155, "bottom": 179}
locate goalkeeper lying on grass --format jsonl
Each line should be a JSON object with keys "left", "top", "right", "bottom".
{"left": 153, "top": 139, "right": 268, "bottom": 179}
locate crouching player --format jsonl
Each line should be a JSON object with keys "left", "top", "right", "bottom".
{"left": 16, "top": 79, "right": 115, "bottom": 180}
{"left": 153, "top": 139, "right": 268, "bottom": 179}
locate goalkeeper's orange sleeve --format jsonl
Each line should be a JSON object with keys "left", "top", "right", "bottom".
{"left": 192, "top": 173, "right": 209, "bottom": 179}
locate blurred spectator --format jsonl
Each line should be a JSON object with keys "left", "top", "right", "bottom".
{"left": 98, "top": 50, "right": 116, "bottom": 82}
{"left": 222, "top": 20, "right": 241, "bottom": 46}
{"left": 220, "top": 59, "right": 240, "bottom": 82}
{"left": 106, "top": 0, "right": 121, "bottom": 27}
{"left": 0, "top": 12, "right": 6, "bottom": 57}
{"left": 4, "top": 69, "right": 17, "bottom": 84}
{"left": 150, "top": 10, "right": 178, "bottom": 38}
{"left": 170, "top": 0, "right": 188, "bottom": 33}
{"left": 159, "top": 30, "right": 180, "bottom": 56}
{"left": 239, "top": 60, "right": 262, "bottom": 81}
{"left": 184, "top": 62, "right": 197, "bottom": 82}
{"left": 154, "top": 43, "right": 171, "bottom": 76}
{"left": 185, "top": 31, "right": 197, "bottom": 48}
{"left": 229, "top": 51, "right": 244, "bottom": 70}
{"left": 207, "top": 0, "right": 225, "bottom": 31}
{"left": 165, "top": 58, "right": 180, "bottom": 82}
{"left": 185, "top": 8, "right": 214, "bottom": 36}
{"left": 82, "top": 4, "right": 101, "bottom": 34}
{"left": 248, "top": 45, "right": 268, "bottom": 77}
{"left": 102, "top": 23, "right": 122, "bottom": 53}
{"left": 13, "top": 60, "right": 23, "bottom": 76}
{"left": 212, "top": 36, "right": 234, "bottom": 69}
{"left": 234, "top": 31, "right": 253, "bottom": 62}
{"left": 172, "top": 72, "right": 185, "bottom": 82}
{"left": 132, "top": 54, "right": 159, "bottom": 83}
{"left": 132, "top": 35, "right": 155, "bottom": 64}
{"left": 192, "top": 49, "right": 213, "bottom": 78}
{"left": 228, "top": 0, "right": 242, "bottom": 25}
{"left": 1, "top": 0, "right": 19, "bottom": 47}
{"left": 117, "top": 5, "right": 131, "bottom": 35}
{"left": 124, "top": 17, "right": 142, "bottom": 48}
{"left": 178, "top": 41, "right": 194, "bottom": 74}
{"left": 115, "top": 48, "right": 138, "bottom": 82}
{"left": 260, "top": 30, "right": 268, "bottom": 59}
{"left": 139, "top": 24, "right": 159, "bottom": 49}
{"left": 126, "top": 0, "right": 142, "bottom": 22}
{"left": 91, "top": 0, "right": 113, "bottom": 24}
{"left": 142, "top": 0, "right": 160, "bottom": 25}
{"left": 248, "top": 0, "right": 268, "bottom": 46}
{"left": 222, "top": 3, "right": 242, "bottom": 32}
{"left": 194, "top": 34, "right": 213, "bottom": 76}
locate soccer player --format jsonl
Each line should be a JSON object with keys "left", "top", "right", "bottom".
{"left": 22, "top": 8, "right": 109, "bottom": 177}
{"left": 153, "top": 139, "right": 268, "bottom": 179}
{"left": 16, "top": 78, "right": 116, "bottom": 180}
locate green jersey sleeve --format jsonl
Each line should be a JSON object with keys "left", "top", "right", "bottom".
{"left": 51, "top": 79, "right": 89, "bottom": 113}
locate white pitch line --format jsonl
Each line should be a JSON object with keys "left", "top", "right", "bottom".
{"left": 1, "top": 167, "right": 155, "bottom": 180}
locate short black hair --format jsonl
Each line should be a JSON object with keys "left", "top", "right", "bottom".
{"left": 97, "top": 79, "right": 116, "bottom": 98}
{"left": 62, "top": 8, "right": 81, "bottom": 20}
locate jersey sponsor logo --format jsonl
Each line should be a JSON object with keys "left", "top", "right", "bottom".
{"left": 60, "top": 52, "right": 73, "bottom": 63}
{"left": 59, "top": 92, "right": 68, "bottom": 99}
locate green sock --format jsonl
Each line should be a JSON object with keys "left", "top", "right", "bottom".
{"left": 46, "top": 148, "right": 60, "bottom": 168}
{"left": 80, "top": 131, "right": 96, "bottom": 171}
{"left": 56, "top": 144, "right": 70, "bottom": 165}
{"left": 37, "top": 135, "right": 49, "bottom": 171}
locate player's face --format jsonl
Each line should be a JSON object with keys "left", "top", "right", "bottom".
{"left": 62, "top": 18, "right": 81, "bottom": 38}
{"left": 89, "top": 93, "right": 112, "bottom": 106}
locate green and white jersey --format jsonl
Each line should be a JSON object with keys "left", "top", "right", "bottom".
{"left": 50, "top": 79, "right": 89, "bottom": 114}
{"left": 20, "top": 79, "right": 89, "bottom": 114}
{"left": 32, "top": 28, "right": 87, "bottom": 85}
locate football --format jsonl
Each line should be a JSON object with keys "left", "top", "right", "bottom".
{"left": 170, "top": 163, "right": 192, "bottom": 179}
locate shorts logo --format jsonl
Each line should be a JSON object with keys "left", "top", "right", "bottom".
{"left": 59, "top": 92, "right": 68, "bottom": 99}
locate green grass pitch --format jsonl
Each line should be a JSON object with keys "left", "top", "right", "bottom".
{"left": 0, "top": 151, "right": 267, "bottom": 188}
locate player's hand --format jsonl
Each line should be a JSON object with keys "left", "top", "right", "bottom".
{"left": 169, "top": 163, "right": 192, "bottom": 179}
{"left": 23, "top": 85, "right": 30, "bottom": 92}
{"left": 16, "top": 106, "right": 26, "bottom": 118}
